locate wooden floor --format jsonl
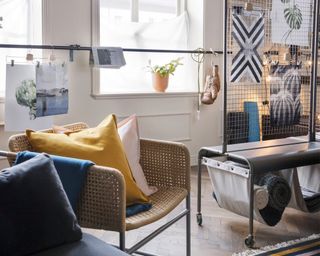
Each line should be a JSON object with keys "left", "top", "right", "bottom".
{"left": 84, "top": 168, "right": 320, "bottom": 256}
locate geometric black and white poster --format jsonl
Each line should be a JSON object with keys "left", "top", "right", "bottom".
{"left": 231, "top": 13, "right": 264, "bottom": 84}
{"left": 270, "top": 65, "right": 302, "bottom": 126}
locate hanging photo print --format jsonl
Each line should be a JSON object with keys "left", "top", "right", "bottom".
{"left": 231, "top": 12, "right": 265, "bottom": 84}
{"left": 36, "top": 63, "right": 68, "bottom": 117}
{"left": 269, "top": 65, "right": 302, "bottom": 126}
{"left": 271, "top": 0, "right": 312, "bottom": 47}
{"left": 5, "top": 64, "right": 53, "bottom": 131}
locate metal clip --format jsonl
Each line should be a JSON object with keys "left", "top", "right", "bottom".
{"left": 69, "top": 44, "right": 80, "bottom": 62}
{"left": 26, "top": 53, "right": 34, "bottom": 61}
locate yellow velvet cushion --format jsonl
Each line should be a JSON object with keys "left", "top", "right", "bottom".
{"left": 26, "top": 114, "right": 149, "bottom": 206}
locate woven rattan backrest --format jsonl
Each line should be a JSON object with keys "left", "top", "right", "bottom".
{"left": 7, "top": 122, "right": 89, "bottom": 165}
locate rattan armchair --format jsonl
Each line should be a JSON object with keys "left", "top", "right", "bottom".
{"left": 8, "top": 122, "right": 191, "bottom": 256}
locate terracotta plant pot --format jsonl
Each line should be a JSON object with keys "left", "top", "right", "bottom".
{"left": 152, "top": 73, "right": 169, "bottom": 92}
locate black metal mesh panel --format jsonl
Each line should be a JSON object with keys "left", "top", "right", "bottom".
{"left": 225, "top": 0, "right": 314, "bottom": 145}
{"left": 316, "top": 20, "right": 320, "bottom": 137}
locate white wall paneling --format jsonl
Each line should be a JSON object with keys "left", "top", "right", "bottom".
{"left": 119, "top": 113, "right": 192, "bottom": 142}
{"left": 0, "top": 0, "right": 224, "bottom": 165}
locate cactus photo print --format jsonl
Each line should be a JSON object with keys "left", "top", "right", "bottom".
{"left": 269, "top": 64, "right": 302, "bottom": 126}
{"left": 271, "top": 0, "right": 312, "bottom": 47}
{"left": 5, "top": 64, "right": 53, "bottom": 131}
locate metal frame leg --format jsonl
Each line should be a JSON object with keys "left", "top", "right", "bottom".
{"left": 197, "top": 149, "right": 218, "bottom": 226}
{"left": 116, "top": 201, "right": 190, "bottom": 255}
{"left": 127, "top": 209, "right": 189, "bottom": 254}
{"left": 119, "top": 231, "right": 125, "bottom": 251}
{"left": 197, "top": 155, "right": 203, "bottom": 226}
{"left": 186, "top": 194, "right": 191, "bottom": 256}
{"left": 245, "top": 167, "right": 255, "bottom": 248}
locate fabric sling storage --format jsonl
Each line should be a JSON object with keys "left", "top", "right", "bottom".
{"left": 197, "top": 137, "right": 320, "bottom": 247}
{"left": 204, "top": 155, "right": 320, "bottom": 226}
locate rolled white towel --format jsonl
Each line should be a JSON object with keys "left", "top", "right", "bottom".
{"left": 254, "top": 185, "right": 269, "bottom": 210}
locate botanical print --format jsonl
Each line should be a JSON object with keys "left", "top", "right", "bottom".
{"left": 36, "top": 63, "right": 68, "bottom": 117}
{"left": 269, "top": 64, "right": 302, "bottom": 126}
{"left": 271, "top": 0, "right": 312, "bottom": 46}
{"left": 15, "top": 79, "right": 37, "bottom": 120}
{"left": 5, "top": 64, "right": 52, "bottom": 131}
{"left": 231, "top": 13, "right": 264, "bottom": 84}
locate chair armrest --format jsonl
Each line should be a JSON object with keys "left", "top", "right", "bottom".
{"left": 140, "top": 138, "right": 191, "bottom": 192}
{"left": 77, "top": 165, "right": 126, "bottom": 233}
{"left": 5, "top": 151, "right": 126, "bottom": 232}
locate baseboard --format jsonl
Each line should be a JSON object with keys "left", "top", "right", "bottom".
{"left": 191, "top": 154, "right": 197, "bottom": 167}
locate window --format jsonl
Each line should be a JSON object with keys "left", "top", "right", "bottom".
{"left": 0, "top": 0, "right": 42, "bottom": 97}
{"left": 92, "top": 0, "right": 198, "bottom": 95}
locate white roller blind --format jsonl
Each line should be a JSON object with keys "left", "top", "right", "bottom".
{"left": 98, "top": 0, "right": 195, "bottom": 94}
{"left": 100, "top": 12, "right": 192, "bottom": 93}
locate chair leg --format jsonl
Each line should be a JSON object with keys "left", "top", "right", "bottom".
{"left": 119, "top": 231, "right": 125, "bottom": 251}
{"left": 186, "top": 194, "right": 191, "bottom": 256}
{"left": 119, "top": 196, "right": 191, "bottom": 255}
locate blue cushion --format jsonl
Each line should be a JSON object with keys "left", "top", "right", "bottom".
{"left": 32, "top": 233, "right": 129, "bottom": 256}
{"left": 15, "top": 151, "right": 94, "bottom": 212}
{"left": 0, "top": 154, "right": 82, "bottom": 256}
{"left": 244, "top": 101, "right": 260, "bottom": 142}
{"left": 16, "top": 152, "right": 151, "bottom": 217}
{"left": 126, "top": 203, "right": 152, "bottom": 217}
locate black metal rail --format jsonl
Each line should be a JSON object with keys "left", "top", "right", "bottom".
{"left": 0, "top": 43, "right": 223, "bottom": 54}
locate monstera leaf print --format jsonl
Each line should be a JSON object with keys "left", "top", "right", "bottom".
{"left": 284, "top": 5, "right": 302, "bottom": 30}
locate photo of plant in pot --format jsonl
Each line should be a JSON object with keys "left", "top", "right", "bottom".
{"left": 147, "top": 57, "right": 183, "bottom": 92}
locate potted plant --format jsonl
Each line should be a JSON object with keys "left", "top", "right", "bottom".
{"left": 147, "top": 57, "right": 183, "bottom": 92}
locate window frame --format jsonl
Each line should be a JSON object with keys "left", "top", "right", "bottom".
{"left": 0, "top": 0, "right": 43, "bottom": 99}
{"left": 90, "top": 0, "right": 197, "bottom": 98}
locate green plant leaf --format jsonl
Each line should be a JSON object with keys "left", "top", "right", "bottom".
{"left": 284, "top": 5, "right": 303, "bottom": 30}
{"left": 146, "top": 57, "right": 183, "bottom": 76}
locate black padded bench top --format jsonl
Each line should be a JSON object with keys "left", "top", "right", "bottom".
{"left": 32, "top": 233, "right": 129, "bottom": 256}
{"left": 201, "top": 137, "right": 320, "bottom": 173}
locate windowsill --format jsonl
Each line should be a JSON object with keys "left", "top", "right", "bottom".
{"left": 91, "top": 91, "right": 199, "bottom": 100}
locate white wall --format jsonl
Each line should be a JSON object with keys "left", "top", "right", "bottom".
{"left": 0, "top": 0, "right": 224, "bottom": 165}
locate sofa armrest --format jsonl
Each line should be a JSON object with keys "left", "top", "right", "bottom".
{"left": 77, "top": 165, "right": 126, "bottom": 233}
{"left": 140, "top": 138, "right": 191, "bottom": 192}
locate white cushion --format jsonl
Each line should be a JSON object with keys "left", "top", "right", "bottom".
{"left": 118, "top": 115, "right": 157, "bottom": 196}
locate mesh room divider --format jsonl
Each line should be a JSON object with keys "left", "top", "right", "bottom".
{"left": 197, "top": 0, "right": 320, "bottom": 248}
{"left": 222, "top": 0, "right": 319, "bottom": 150}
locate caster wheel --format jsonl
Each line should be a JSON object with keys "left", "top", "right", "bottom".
{"left": 196, "top": 213, "right": 202, "bottom": 226}
{"left": 245, "top": 236, "right": 255, "bottom": 248}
